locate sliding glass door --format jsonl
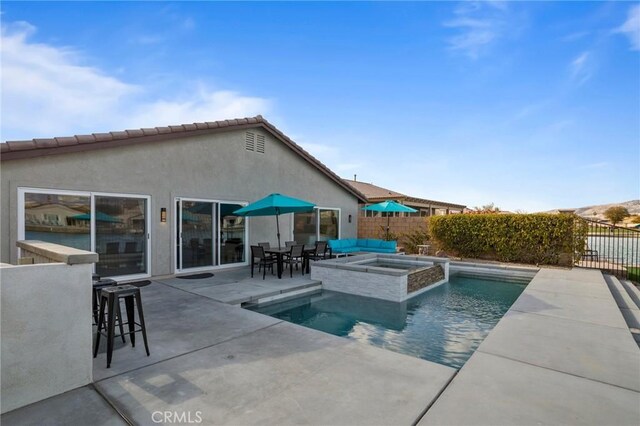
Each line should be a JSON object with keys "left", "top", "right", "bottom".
{"left": 178, "top": 200, "right": 215, "bottom": 270}
{"left": 94, "top": 195, "right": 148, "bottom": 277}
{"left": 175, "top": 198, "right": 247, "bottom": 272}
{"left": 220, "top": 203, "right": 246, "bottom": 265}
{"left": 19, "top": 188, "right": 150, "bottom": 279}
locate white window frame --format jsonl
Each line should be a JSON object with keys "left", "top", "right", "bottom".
{"left": 18, "top": 187, "right": 152, "bottom": 281}
{"left": 291, "top": 207, "right": 341, "bottom": 242}
{"left": 174, "top": 197, "right": 248, "bottom": 274}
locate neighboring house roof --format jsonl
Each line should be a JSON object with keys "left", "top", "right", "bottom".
{"left": 343, "top": 179, "right": 466, "bottom": 209}
{"left": 0, "top": 116, "right": 367, "bottom": 203}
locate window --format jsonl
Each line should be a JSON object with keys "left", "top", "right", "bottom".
{"left": 23, "top": 191, "right": 91, "bottom": 251}
{"left": 293, "top": 208, "right": 340, "bottom": 243}
{"left": 319, "top": 209, "right": 339, "bottom": 240}
{"left": 19, "top": 188, "right": 150, "bottom": 279}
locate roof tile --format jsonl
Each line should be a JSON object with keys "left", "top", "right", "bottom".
{"left": 93, "top": 133, "right": 114, "bottom": 142}
{"left": 195, "top": 122, "right": 209, "bottom": 130}
{"left": 183, "top": 124, "right": 197, "bottom": 131}
{"left": 156, "top": 127, "right": 172, "bottom": 134}
{"left": 34, "top": 138, "right": 59, "bottom": 148}
{"left": 141, "top": 128, "right": 159, "bottom": 136}
{"left": 76, "top": 135, "right": 97, "bottom": 144}
{"left": 169, "top": 125, "right": 185, "bottom": 132}
{"left": 0, "top": 143, "right": 10, "bottom": 153}
{"left": 110, "top": 131, "right": 128, "bottom": 139}
{"left": 55, "top": 136, "right": 78, "bottom": 146}
{"left": 125, "top": 129, "right": 144, "bottom": 138}
{"left": 206, "top": 121, "right": 220, "bottom": 128}
{"left": 7, "top": 140, "right": 36, "bottom": 151}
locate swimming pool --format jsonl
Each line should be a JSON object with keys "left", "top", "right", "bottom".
{"left": 247, "top": 275, "right": 527, "bottom": 369}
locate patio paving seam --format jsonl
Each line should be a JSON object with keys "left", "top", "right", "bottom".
{"left": 509, "top": 308, "right": 631, "bottom": 331}
{"left": 93, "top": 320, "right": 284, "bottom": 384}
{"left": 523, "top": 286, "right": 615, "bottom": 300}
{"left": 90, "top": 384, "right": 135, "bottom": 426}
{"left": 152, "top": 279, "right": 243, "bottom": 303}
{"left": 411, "top": 370, "right": 458, "bottom": 426}
{"left": 477, "top": 344, "right": 640, "bottom": 393}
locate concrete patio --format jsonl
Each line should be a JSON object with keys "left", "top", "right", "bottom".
{"left": 3, "top": 267, "right": 640, "bottom": 425}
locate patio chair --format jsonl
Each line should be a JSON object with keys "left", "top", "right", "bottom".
{"left": 283, "top": 244, "right": 305, "bottom": 277}
{"left": 251, "top": 245, "right": 276, "bottom": 279}
{"left": 308, "top": 241, "right": 329, "bottom": 261}
{"left": 106, "top": 242, "right": 120, "bottom": 255}
{"left": 285, "top": 240, "right": 297, "bottom": 248}
{"left": 258, "top": 242, "right": 271, "bottom": 250}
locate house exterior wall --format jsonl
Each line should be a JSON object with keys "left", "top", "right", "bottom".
{"left": 1, "top": 127, "right": 359, "bottom": 276}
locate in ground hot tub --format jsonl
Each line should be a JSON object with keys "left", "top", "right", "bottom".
{"left": 310, "top": 253, "right": 449, "bottom": 302}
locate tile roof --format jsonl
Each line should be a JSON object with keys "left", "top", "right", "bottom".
{"left": 0, "top": 116, "right": 367, "bottom": 203}
{"left": 343, "top": 179, "right": 466, "bottom": 209}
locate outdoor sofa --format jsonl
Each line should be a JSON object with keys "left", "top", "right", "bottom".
{"left": 328, "top": 238, "right": 397, "bottom": 255}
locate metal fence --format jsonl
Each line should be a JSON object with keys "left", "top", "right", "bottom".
{"left": 577, "top": 218, "right": 640, "bottom": 281}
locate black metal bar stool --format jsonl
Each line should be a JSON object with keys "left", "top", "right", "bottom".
{"left": 92, "top": 278, "right": 125, "bottom": 344}
{"left": 94, "top": 284, "right": 150, "bottom": 368}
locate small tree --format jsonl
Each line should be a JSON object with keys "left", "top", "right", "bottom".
{"left": 629, "top": 215, "right": 640, "bottom": 224}
{"left": 604, "top": 206, "right": 630, "bottom": 226}
{"left": 470, "top": 203, "right": 501, "bottom": 214}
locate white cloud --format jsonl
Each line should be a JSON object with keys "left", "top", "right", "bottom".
{"left": 126, "top": 89, "right": 270, "bottom": 129}
{"left": 616, "top": 4, "right": 640, "bottom": 50}
{"left": 570, "top": 51, "right": 592, "bottom": 85}
{"left": 1, "top": 21, "right": 137, "bottom": 138}
{"left": 0, "top": 21, "right": 270, "bottom": 141}
{"left": 443, "top": 1, "right": 511, "bottom": 59}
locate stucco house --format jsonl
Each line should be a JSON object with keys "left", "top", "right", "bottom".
{"left": 1, "top": 116, "right": 366, "bottom": 280}
{"left": 343, "top": 178, "right": 465, "bottom": 216}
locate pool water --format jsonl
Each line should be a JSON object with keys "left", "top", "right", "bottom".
{"left": 248, "top": 275, "right": 526, "bottom": 369}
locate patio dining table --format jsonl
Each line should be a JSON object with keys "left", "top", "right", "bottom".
{"left": 266, "top": 245, "right": 316, "bottom": 279}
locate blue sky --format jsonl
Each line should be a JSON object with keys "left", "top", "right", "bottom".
{"left": 2, "top": 1, "right": 639, "bottom": 212}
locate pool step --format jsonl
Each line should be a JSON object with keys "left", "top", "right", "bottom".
{"left": 244, "top": 284, "right": 322, "bottom": 307}
{"left": 604, "top": 275, "right": 640, "bottom": 347}
{"left": 619, "top": 279, "right": 640, "bottom": 310}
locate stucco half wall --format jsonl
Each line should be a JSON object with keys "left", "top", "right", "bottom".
{"left": 1, "top": 126, "right": 360, "bottom": 276}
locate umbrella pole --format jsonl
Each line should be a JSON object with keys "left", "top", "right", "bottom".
{"left": 387, "top": 214, "right": 390, "bottom": 241}
{"left": 275, "top": 212, "right": 281, "bottom": 250}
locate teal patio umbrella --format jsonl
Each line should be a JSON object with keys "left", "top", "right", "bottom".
{"left": 71, "top": 212, "right": 122, "bottom": 223}
{"left": 233, "top": 193, "right": 315, "bottom": 249}
{"left": 362, "top": 200, "right": 417, "bottom": 240}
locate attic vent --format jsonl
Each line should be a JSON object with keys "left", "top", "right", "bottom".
{"left": 256, "top": 134, "right": 265, "bottom": 153}
{"left": 245, "top": 132, "right": 255, "bottom": 151}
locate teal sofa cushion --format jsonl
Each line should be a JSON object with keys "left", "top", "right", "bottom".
{"left": 365, "top": 239, "right": 382, "bottom": 248}
{"left": 328, "top": 239, "right": 343, "bottom": 249}
{"left": 356, "top": 239, "right": 367, "bottom": 246}
{"left": 340, "top": 247, "right": 361, "bottom": 253}
{"left": 380, "top": 241, "right": 397, "bottom": 251}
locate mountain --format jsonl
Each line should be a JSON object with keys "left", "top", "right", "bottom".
{"left": 546, "top": 200, "right": 640, "bottom": 220}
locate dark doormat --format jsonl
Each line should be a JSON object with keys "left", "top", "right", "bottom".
{"left": 128, "top": 280, "right": 152, "bottom": 287}
{"left": 177, "top": 273, "right": 215, "bottom": 280}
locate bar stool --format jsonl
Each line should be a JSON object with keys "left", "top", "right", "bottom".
{"left": 92, "top": 278, "right": 125, "bottom": 344}
{"left": 94, "top": 284, "right": 150, "bottom": 368}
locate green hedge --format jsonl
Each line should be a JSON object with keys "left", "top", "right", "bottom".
{"left": 430, "top": 214, "right": 587, "bottom": 266}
